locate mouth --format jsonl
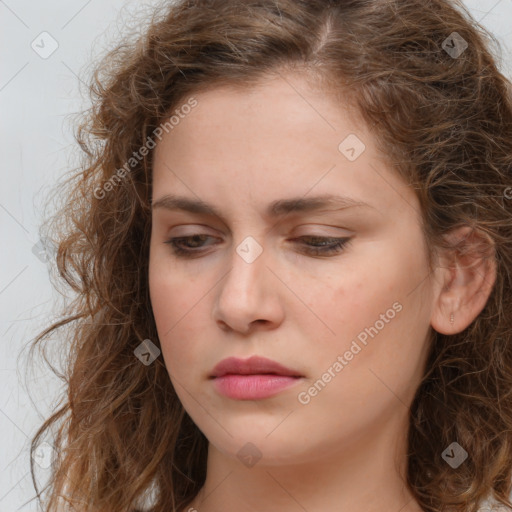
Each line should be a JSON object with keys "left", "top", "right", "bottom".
{"left": 209, "top": 355, "right": 304, "bottom": 400}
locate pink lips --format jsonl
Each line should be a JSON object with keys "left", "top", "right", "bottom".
{"left": 210, "top": 355, "right": 303, "bottom": 400}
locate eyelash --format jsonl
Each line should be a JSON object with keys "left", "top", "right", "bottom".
{"left": 164, "top": 235, "right": 351, "bottom": 258}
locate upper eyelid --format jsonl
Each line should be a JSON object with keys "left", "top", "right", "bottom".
{"left": 164, "top": 223, "right": 354, "bottom": 235}
{"left": 165, "top": 234, "right": 350, "bottom": 249}
{"left": 165, "top": 234, "right": 350, "bottom": 246}
{"left": 165, "top": 233, "right": 351, "bottom": 244}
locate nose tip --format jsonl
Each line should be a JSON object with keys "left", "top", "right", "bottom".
{"left": 212, "top": 249, "right": 284, "bottom": 334}
{"left": 217, "top": 317, "right": 269, "bottom": 334}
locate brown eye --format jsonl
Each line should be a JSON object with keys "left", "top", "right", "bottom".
{"left": 163, "top": 235, "right": 352, "bottom": 258}
{"left": 292, "top": 236, "right": 351, "bottom": 256}
{"left": 164, "top": 234, "right": 217, "bottom": 256}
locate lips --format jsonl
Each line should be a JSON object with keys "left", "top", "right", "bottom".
{"left": 210, "top": 355, "right": 304, "bottom": 400}
{"left": 210, "top": 355, "right": 303, "bottom": 378}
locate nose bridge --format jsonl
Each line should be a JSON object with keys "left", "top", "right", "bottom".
{"left": 221, "top": 236, "right": 266, "bottom": 305}
{"left": 213, "top": 234, "right": 282, "bottom": 331}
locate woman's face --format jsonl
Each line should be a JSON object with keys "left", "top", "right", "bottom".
{"left": 149, "top": 74, "right": 436, "bottom": 466}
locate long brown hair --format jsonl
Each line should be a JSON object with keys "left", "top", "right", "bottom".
{"left": 29, "top": 0, "right": 512, "bottom": 511}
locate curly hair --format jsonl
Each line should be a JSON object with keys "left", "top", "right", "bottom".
{"left": 29, "top": 0, "right": 512, "bottom": 511}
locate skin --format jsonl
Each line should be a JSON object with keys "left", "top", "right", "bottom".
{"left": 148, "top": 71, "right": 496, "bottom": 512}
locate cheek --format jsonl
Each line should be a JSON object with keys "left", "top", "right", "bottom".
{"left": 331, "top": 254, "right": 431, "bottom": 402}
{"left": 148, "top": 255, "right": 199, "bottom": 368}
{"left": 292, "top": 272, "right": 427, "bottom": 443}
{"left": 148, "top": 255, "right": 227, "bottom": 391}
{"left": 149, "top": 241, "right": 202, "bottom": 329}
{"left": 300, "top": 243, "right": 430, "bottom": 375}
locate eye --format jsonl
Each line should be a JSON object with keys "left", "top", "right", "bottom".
{"left": 291, "top": 235, "right": 351, "bottom": 257}
{"left": 164, "top": 234, "right": 351, "bottom": 258}
{"left": 164, "top": 234, "right": 217, "bottom": 257}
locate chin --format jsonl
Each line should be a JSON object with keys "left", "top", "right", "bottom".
{"left": 204, "top": 426, "right": 324, "bottom": 468}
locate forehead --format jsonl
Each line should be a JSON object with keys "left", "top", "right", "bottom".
{"left": 151, "top": 75, "right": 417, "bottom": 221}
{"left": 155, "top": 76, "right": 364, "bottom": 159}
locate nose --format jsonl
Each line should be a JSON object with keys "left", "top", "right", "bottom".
{"left": 212, "top": 240, "right": 285, "bottom": 335}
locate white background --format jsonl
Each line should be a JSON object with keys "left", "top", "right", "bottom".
{"left": 1, "top": 0, "right": 511, "bottom": 510}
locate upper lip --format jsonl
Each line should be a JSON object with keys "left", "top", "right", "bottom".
{"left": 210, "top": 355, "right": 303, "bottom": 378}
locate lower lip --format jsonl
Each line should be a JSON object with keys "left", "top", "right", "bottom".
{"left": 212, "top": 374, "right": 301, "bottom": 400}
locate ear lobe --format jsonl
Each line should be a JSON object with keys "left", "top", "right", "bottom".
{"left": 430, "top": 225, "right": 497, "bottom": 335}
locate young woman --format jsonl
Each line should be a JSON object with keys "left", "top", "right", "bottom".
{"left": 30, "top": 0, "right": 512, "bottom": 511}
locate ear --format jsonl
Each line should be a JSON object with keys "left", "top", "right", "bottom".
{"left": 430, "top": 225, "right": 497, "bottom": 335}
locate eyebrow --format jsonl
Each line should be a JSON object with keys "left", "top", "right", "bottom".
{"left": 151, "top": 193, "right": 374, "bottom": 219}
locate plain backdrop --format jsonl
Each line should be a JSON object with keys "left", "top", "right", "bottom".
{"left": 1, "top": 0, "right": 511, "bottom": 510}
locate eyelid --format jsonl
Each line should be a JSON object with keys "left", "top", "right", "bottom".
{"left": 166, "top": 223, "right": 353, "bottom": 236}
{"left": 292, "top": 226, "right": 354, "bottom": 237}
{"left": 164, "top": 233, "right": 353, "bottom": 259}
{"left": 166, "top": 224, "right": 218, "bottom": 236}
